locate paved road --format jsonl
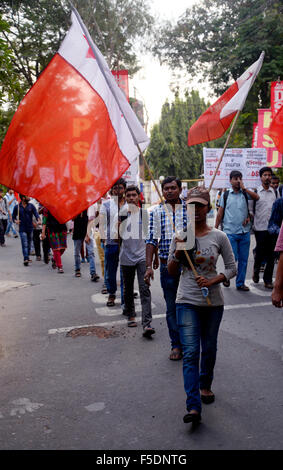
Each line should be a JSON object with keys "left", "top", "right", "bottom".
{"left": 0, "top": 233, "right": 282, "bottom": 450}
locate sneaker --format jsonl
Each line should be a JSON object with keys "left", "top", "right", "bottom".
{"left": 91, "top": 273, "right": 100, "bottom": 282}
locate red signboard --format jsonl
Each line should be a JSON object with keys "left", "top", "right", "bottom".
{"left": 112, "top": 70, "right": 129, "bottom": 102}
{"left": 257, "top": 108, "right": 282, "bottom": 167}
{"left": 271, "top": 81, "right": 283, "bottom": 117}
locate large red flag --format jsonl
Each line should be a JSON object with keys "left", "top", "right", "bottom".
{"left": 188, "top": 53, "right": 264, "bottom": 146}
{"left": 267, "top": 104, "right": 283, "bottom": 154}
{"left": 0, "top": 10, "right": 149, "bottom": 223}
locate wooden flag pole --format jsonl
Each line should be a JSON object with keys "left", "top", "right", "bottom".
{"left": 208, "top": 110, "right": 241, "bottom": 192}
{"left": 137, "top": 144, "right": 211, "bottom": 305}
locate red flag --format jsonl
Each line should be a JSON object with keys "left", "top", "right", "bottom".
{"left": 188, "top": 53, "right": 264, "bottom": 146}
{"left": 0, "top": 10, "right": 149, "bottom": 223}
{"left": 267, "top": 104, "right": 283, "bottom": 154}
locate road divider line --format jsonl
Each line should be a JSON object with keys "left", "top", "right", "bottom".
{"left": 48, "top": 301, "right": 272, "bottom": 335}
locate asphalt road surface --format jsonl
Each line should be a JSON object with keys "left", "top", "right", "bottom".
{"left": 0, "top": 233, "right": 282, "bottom": 451}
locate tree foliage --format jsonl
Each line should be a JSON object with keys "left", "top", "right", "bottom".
{"left": 72, "top": 0, "right": 154, "bottom": 74}
{"left": 146, "top": 90, "right": 213, "bottom": 180}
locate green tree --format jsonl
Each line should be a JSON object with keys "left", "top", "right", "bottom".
{"left": 72, "top": 0, "right": 154, "bottom": 74}
{"left": 146, "top": 90, "right": 211, "bottom": 181}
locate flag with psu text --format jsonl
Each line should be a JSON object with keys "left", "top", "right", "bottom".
{"left": 0, "top": 9, "right": 149, "bottom": 223}
{"left": 188, "top": 52, "right": 265, "bottom": 146}
{"left": 267, "top": 104, "right": 283, "bottom": 154}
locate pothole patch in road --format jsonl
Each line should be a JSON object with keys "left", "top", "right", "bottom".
{"left": 0, "top": 280, "right": 31, "bottom": 294}
{"left": 66, "top": 325, "right": 125, "bottom": 339}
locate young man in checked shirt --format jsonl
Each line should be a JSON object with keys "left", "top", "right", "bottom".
{"left": 145, "top": 176, "right": 187, "bottom": 360}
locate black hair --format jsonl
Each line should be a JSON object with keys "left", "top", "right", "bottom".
{"left": 230, "top": 170, "right": 242, "bottom": 180}
{"left": 19, "top": 194, "right": 25, "bottom": 200}
{"left": 271, "top": 175, "right": 279, "bottom": 181}
{"left": 259, "top": 166, "right": 273, "bottom": 178}
{"left": 161, "top": 176, "right": 182, "bottom": 190}
{"left": 125, "top": 185, "right": 140, "bottom": 195}
{"left": 112, "top": 178, "right": 127, "bottom": 189}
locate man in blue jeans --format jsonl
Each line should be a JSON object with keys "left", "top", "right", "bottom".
{"left": 12, "top": 195, "right": 39, "bottom": 266}
{"left": 99, "top": 178, "right": 126, "bottom": 307}
{"left": 145, "top": 176, "right": 187, "bottom": 360}
{"left": 215, "top": 170, "right": 259, "bottom": 291}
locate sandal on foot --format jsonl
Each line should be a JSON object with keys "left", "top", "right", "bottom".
{"left": 106, "top": 295, "right": 116, "bottom": 307}
{"left": 128, "top": 317, "right": 137, "bottom": 327}
{"left": 58, "top": 267, "right": 64, "bottom": 273}
{"left": 75, "top": 270, "right": 81, "bottom": 277}
{"left": 183, "top": 411, "right": 201, "bottom": 424}
{"left": 143, "top": 326, "right": 155, "bottom": 338}
{"left": 169, "top": 349, "right": 183, "bottom": 361}
{"left": 200, "top": 390, "right": 215, "bottom": 404}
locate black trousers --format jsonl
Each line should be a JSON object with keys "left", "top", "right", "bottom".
{"left": 0, "top": 219, "right": 7, "bottom": 245}
{"left": 33, "top": 228, "right": 50, "bottom": 262}
{"left": 253, "top": 230, "right": 276, "bottom": 283}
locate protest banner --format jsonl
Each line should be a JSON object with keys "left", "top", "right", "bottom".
{"left": 203, "top": 147, "right": 266, "bottom": 188}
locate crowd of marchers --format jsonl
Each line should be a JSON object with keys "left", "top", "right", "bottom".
{"left": 1, "top": 167, "right": 283, "bottom": 426}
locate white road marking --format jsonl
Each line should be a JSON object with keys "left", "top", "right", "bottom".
{"left": 9, "top": 398, "right": 44, "bottom": 417}
{"left": 85, "top": 402, "right": 105, "bottom": 412}
{"left": 48, "top": 301, "right": 272, "bottom": 335}
{"left": 245, "top": 279, "right": 273, "bottom": 297}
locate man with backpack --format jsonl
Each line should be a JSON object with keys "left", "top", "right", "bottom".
{"left": 215, "top": 170, "right": 259, "bottom": 291}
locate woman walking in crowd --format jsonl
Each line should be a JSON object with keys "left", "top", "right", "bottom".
{"left": 41, "top": 208, "right": 67, "bottom": 273}
{"left": 168, "top": 187, "right": 236, "bottom": 425}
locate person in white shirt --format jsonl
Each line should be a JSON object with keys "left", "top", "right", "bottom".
{"left": 251, "top": 167, "right": 277, "bottom": 289}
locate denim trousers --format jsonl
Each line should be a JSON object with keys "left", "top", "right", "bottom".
{"left": 121, "top": 261, "right": 152, "bottom": 327}
{"left": 160, "top": 262, "right": 182, "bottom": 350}
{"left": 227, "top": 231, "right": 250, "bottom": 287}
{"left": 74, "top": 238, "right": 96, "bottom": 275}
{"left": 104, "top": 244, "right": 124, "bottom": 302}
{"left": 176, "top": 303, "right": 224, "bottom": 413}
{"left": 6, "top": 215, "right": 17, "bottom": 235}
{"left": 19, "top": 230, "right": 33, "bottom": 261}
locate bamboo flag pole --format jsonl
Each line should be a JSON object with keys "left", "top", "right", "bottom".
{"left": 208, "top": 110, "right": 241, "bottom": 192}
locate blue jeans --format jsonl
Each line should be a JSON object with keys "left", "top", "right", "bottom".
{"left": 104, "top": 244, "right": 124, "bottom": 302}
{"left": 74, "top": 239, "right": 96, "bottom": 275}
{"left": 6, "top": 215, "right": 17, "bottom": 236}
{"left": 160, "top": 262, "right": 181, "bottom": 350}
{"left": 227, "top": 232, "right": 250, "bottom": 287}
{"left": 19, "top": 231, "right": 33, "bottom": 261}
{"left": 176, "top": 303, "right": 224, "bottom": 413}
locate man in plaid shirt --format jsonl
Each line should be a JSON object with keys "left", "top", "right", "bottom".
{"left": 145, "top": 176, "right": 187, "bottom": 360}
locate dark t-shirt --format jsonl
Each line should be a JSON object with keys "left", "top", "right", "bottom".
{"left": 72, "top": 210, "right": 88, "bottom": 240}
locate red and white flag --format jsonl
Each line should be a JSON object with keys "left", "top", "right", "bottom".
{"left": 0, "top": 10, "right": 149, "bottom": 223}
{"left": 267, "top": 104, "right": 283, "bottom": 154}
{"left": 188, "top": 52, "right": 264, "bottom": 146}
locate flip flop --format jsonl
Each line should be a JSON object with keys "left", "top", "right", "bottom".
{"left": 169, "top": 349, "right": 183, "bottom": 361}
{"left": 128, "top": 320, "right": 137, "bottom": 327}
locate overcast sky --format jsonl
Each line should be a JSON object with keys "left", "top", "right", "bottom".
{"left": 130, "top": 0, "right": 206, "bottom": 133}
